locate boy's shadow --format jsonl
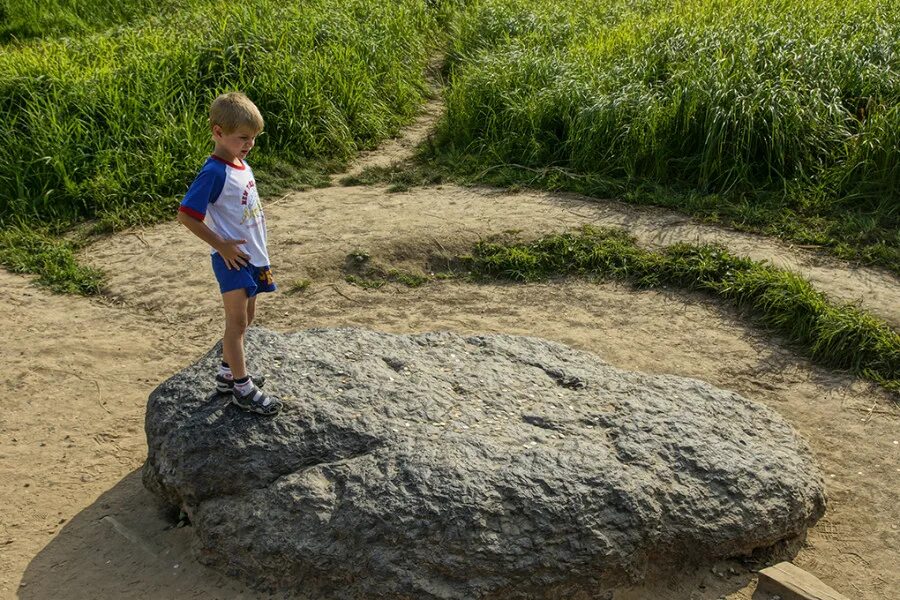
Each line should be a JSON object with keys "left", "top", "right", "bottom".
{"left": 20, "top": 470, "right": 780, "bottom": 599}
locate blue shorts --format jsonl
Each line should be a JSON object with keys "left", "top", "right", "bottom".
{"left": 211, "top": 253, "right": 277, "bottom": 297}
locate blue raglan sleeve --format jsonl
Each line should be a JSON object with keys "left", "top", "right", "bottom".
{"left": 178, "top": 162, "right": 226, "bottom": 220}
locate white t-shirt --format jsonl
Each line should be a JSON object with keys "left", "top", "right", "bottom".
{"left": 178, "top": 155, "right": 270, "bottom": 266}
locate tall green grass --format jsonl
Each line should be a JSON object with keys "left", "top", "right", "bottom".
{"left": 1, "top": 0, "right": 439, "bottom": 227}
{"left": 440, "top": 0, "right": 900, "bottom": 271}
{"left": 467, "top": 226, "right": 900, "bottom": 392}
{"left": 0, "top": 0, "right": 181, "bottom": 42}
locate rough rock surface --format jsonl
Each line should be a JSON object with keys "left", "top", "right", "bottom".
{"left": 143, "top": 327, "right": 826, "bottom": 599}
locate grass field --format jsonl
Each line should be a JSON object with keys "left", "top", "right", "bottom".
{"left": 1, "top": 0, "right": 441, "bottom": 225}
{"left": 4, "top": 0, "right": 898, "bottom": 287}
{"left": 436, "top": 0, "right": 899, "bottom": 272}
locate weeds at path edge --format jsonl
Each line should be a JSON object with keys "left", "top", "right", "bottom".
{"left": 462, "top": 226, "right": 900, "bottom": 394}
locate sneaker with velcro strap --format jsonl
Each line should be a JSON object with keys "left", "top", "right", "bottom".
{"left": 231, "top": 386, "right": 281, "bottom": 416}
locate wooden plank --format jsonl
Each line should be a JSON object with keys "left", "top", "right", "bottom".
{"left": 757, "top": 561, "right": 851, "bottom": 600}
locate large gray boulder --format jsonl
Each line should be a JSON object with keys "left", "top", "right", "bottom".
{"left": 143, "top": 328, "right": 826, "bottom": 599}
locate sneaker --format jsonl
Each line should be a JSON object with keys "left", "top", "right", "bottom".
{"left": 231, "top": 386, "right": 282, "bottom": 416}
{"left": 216, "top": 373, "right": 266, "bottom": 394}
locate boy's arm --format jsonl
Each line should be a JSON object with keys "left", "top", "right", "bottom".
{"left": 176, "top": 210, "right": 249, "bottom": 270}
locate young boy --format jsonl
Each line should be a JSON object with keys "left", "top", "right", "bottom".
{"left": 177, "top": 91, "right": 281, "bottom": 416}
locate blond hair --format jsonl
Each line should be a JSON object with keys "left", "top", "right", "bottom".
{"left": 209, "top": 92, "right": 264, "bottom": 134}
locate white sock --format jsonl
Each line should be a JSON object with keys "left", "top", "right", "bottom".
{"left": 234, "top": 378, "right": 255, "bottom": 396}
{"left": 218, "top": 363, "right": 232, "bottom": 380}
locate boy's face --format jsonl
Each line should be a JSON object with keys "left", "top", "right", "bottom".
{"left": 212, "top": 124, "right": 260, "bottom": 162}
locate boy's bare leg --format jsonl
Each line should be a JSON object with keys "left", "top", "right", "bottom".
{"left": 221, "top": 288, "right": 280, "bottom": 415}
{"left": 222, "top": 289, "right": 249, "bottom": 380}
{"left": 247, "top": 294, "right": 257, "bottom": 327}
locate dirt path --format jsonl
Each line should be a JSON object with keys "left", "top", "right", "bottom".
{"left": 2, "top": 94, "right": 898, "bottom": 600}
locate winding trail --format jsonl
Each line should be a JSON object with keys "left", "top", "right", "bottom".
{"left": 2, "top": 87, "right": 898, "bottom": 600}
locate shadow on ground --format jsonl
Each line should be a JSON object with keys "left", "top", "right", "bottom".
{"left": 18, "top": 469, "right": 255, "bottom": 599}
{"left": 20, "top": 469, "right": 780, "bottom": 600}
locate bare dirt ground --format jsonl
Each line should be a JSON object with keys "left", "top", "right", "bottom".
{"left": 2, "top": 95, "right": 899, "bottom": 600}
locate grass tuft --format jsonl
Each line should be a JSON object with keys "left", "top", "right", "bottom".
{"left": 0, "top": 225, "right": 104, "bottom": 294}
{"left": 344, "top": 250, "right": 431, "bottom": 288}
{"left": 286, "top": 279, "right": 312, "bottom": 295}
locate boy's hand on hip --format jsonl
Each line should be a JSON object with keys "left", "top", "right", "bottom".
{"left": 218, "top": 239, "right": 250, "bottom": 270}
